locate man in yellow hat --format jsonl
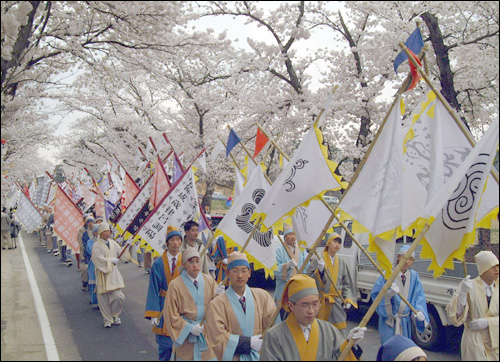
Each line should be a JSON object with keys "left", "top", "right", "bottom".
{"left": 260, "top": 274, "right": 365, "bottom": 360}
{"left": 446, "top": 250, "right": 499, "bottom": 360}
{"left": 205, "top": 251, "right": 276, "bottom": 361}
{"left": 306, "top": 232, "right": 357, "bottom": 332}
{"left": 145, "top": 225, "right": 183, "bottom": 361}
{"left": 91, "top": 222, "right": 127, "bottom": 328}
{"left": 164, "top": 247, "right": 224, "bottom": 361}
{"left": 275, "top": 224, "right": 309, "bottom": 321}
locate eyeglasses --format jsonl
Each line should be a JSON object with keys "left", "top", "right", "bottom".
{"left": 294, "top": 301, "right": 321, "bottom": 310}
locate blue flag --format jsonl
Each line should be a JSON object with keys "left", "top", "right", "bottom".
{"left": 394, "top": 28, "right": 424, "bottom": 73}
{"left": 226, "top": 129, "right": 241, "bottom": 157}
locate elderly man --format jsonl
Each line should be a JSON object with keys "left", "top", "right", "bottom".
{"left": 260, "top": 274, "right": 365, "bottom": 361}
{"left": 446, "top": 250, "right": 499, "bottom": 360}
{"left": 205, "top": 251, "right": 276, "bottom": 361}
{"left": 306, "top": 233, "right": 357, "bottom": 332}
{"left": 371, "top": 244, "right": 429, "bottom": 344}
{"left": 164, "top": 247, "right": 224, "bottom": 361}
{"left": 275, "top": 225, "right": 310, "bottom": 321}
{"left": 145, "top": 225, "right": 183, "bottom": 361}
{"left": 91, "top": 222, "right": 127, "bottom": 328}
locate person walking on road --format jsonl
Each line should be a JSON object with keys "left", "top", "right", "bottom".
{"left": 92, "top": 222, "right": 128, "bottom": 328}
{"left": 446, "top": 250, "right": 499, "bottom": 361}
{"left": 145, "top": 225, "right": 183, "bottom": 361}
{"left": 1, "top": 207, "right": 13, "bottom": 250}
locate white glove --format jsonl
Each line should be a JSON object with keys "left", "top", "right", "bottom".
{"left": 414, "top": 311, "right": 426, "bottom": 322}
{"left": 191, "top": 323, "right": 204, "bottom": 336}
{"left": 222, "top": 258, "right": 228, "bottom": 265}
{"left": 215, "top": 282, "right": 226, "bottom": 296}
{"left": 469, "top": 318, "right": 488, "bottom": 331}
{"left": 344, "top": 303, "right": 352, "bottom": 310}
{"left": 347, "top": 327, "right": 366, "bottom": 342}
{"left": 287, "top": 259, "right": 298, "bottom": 269}
{"left": 318, "top": 259, "right": 325, "bottom": 273}
{"left": 385, "top": 283, "right": 400, "bottom": 299}
{"left": 458, "top": 275, "right": 473, "bottom": 305}
{"left": 151, "top": 317, "right": 159, "bottom": 326}
{"left": 250, "top": 334, "right": 263, "bottom": 352}
{"left": 110, "top": 258, "right": 120, "bottom": 265}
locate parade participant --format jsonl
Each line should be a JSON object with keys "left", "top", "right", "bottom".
{"left": 80, "top": 217, "right": 94, "bottom": 291}
{"left": 275, "top": 225, "right": 309, "bottom": 321}
{"left": 86, "top": 225, "right": 100, "bottom": 309}
{"left": 306, "top": 232, "right": 357, "bottom": 331}
{"left": 371, "top": 244, "right": 429, "bottom": 344}
{"left": 446, "top": 250, "right": 499, "bottom": 360}
{"left": 1, "top": 207, "right": 13, "bottom": 250}
{"left": 76, "top": 214, "right": 90, "bottom": 270}
{"left": 91, "top": 222, "right": 127, "bottom": 328}
{"left": 205, "top": 251, "right": 276, "bottom": 361}
{"left": 181, "top": 220, "right": 215, "bottom": 278}
{"left": 41, "top": 205, "right": 51, "bottom": 247}
{"left": 260, "top": 274, "right": 365, "bottom": 361}
{"left": 164, "top": 247, "right": 224, "bottom": 361}
{"left": 210, "top": 235, "right": 238, "bottom": 284}
{"left": 9, "top": 208, "right": 20, "bottom": 249}
{"left": 376, "top": 334, "right": 427, "bottom": 361}
{"left": 145, "top": 225, "right": 183, "bottom": 361}
{"left": 45, "top": 207, "right": 58, "bottom": 255}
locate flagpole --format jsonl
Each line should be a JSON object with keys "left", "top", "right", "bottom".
{"left": 338, "top": 223, "right": 431, "bottom": 361}
{"left": 399, "top": 42, "right": 499, "bottom": 185}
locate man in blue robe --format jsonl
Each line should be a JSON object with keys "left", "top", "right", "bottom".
{"left": 144, "top": 225, "right": 183, "bottom": 361}
{"left": 371, "top": 244, "right": 429, "bottom": 344}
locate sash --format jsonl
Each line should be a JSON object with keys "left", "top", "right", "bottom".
{"left": 285, "top": 313, "right": 319, "bottom": 361}
{"left": 224, "top": 286, "right": 259, "bottom": 361}
{"left": 318, "top": 253, "right": 340, "bottom": 320}
{"left": 385, "top": 270, "right": 411, "bottom": 333}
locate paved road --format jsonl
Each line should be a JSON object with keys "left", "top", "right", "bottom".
{"left": 1, "top": 231, "right": 462, "bottom": 361}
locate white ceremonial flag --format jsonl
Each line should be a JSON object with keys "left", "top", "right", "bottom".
{"left": 292, "top": 198, "right": 334, "bottom": 249}
{"left": 233, "top": 165, "right": 245, "bottom": 202}
{"left": 337, "top": 98, "right": 404, "bottom": 274}
{"left": 214, "top": 166, "right": 278, "bottom": 276}
{"left": 197, "top": 150, "right": 207, "bottom": 174}
{"left": 255, "top": 124, "right": 342, "bottom": 229}
{"left": 421, "top": 116, "right": 499, "bottom": 276}
{"left": 136, "top": 168, "right": 200, "bottom": 254}
{"left": 211, "top": 139, "right": 225, "bottom": 164}
{"left": 16, "top": 191, "right": 43, "bottom": 233}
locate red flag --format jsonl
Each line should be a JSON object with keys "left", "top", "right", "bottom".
{"left": 252, "top": 128, "right": 269, "bottom": 159}
{"left": 405, "top": 49, "right": 422, "bottom": 91}
{"left": 54, "top": 186, "right": 84, "bottom": 252}
{"left": 149, "top": 156, "right": 171, "bottom": 209}
{"left": 123, "top": 172, "right": 140, "bottom": 209}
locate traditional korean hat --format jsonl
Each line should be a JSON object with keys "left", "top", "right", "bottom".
{"left": 397, "top": 244, "right": 415, "bottom": 258}
{"left": 182, "top": 247, "right": 200, "bottom": 263}
{"left": 227, "top": 251, "right": 250, "bottom": 270}
{"left": 325, "top": 232, "right": 342, "bottom": 248}
{"left": 97, "top": 222, "right": 110, "bottom": 235}
{"left": 474, "top": 250, "right": 499, "bottom": 276}
{"left": 281, "top": 274, "right": 319, "bottom": 312}
{"left": 95, "top": 215, "right": 104, "bottom": 223}
{"left": 92, "top": 225, "right": 99, "bottom": 233}
{"left": 86, "top": 217, "right": 95, "bottom": 224}
{"left": 166, "top": 225, "right": 182, "bottom": 242}
{"left": 376, "top": 335, "right": 427, "bottom": 361}
{"left": 283, "top": 224, "right": 294, "bottom": 237}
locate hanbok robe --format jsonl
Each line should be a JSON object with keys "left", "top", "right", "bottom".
{"left": 259, "top": 313, "right": 358, "bottom": 361}
{"left": 306, "top": 254, "right": 358, "bottom": 329}
{"left": 446, "top": 277, "right": 499, "bottom": 361}
{"left": 205, "top": 285, "right": 276, "bottom": 361}
{"left": 211, "top": 236, "right": 238, "bottom": 284}
{"left": 92, "top": 237, "right": 125, "bottom": 293}
{"left": 275, "top": 243, "right": 310, "bottom": 305}
{"left": 181, "top": 238, "right": 215, "bottom": 278}
{"left": 164, "top": 270, "right": 218, "bottom": 361}
{"left": 145, "top": 252, "right": 183, "bottom": 335}
{"left": 86, "top": 236, "right": 98, "bottom": 306}
{"left": 371, "top": 269, "right": 429, "bottom": 344}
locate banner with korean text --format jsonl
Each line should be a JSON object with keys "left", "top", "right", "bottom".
{"left": 54, "top": 186, "right": 84, "bottom": 252}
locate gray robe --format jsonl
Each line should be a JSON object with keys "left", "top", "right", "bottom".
{"left": 259, "top": 318, "right": 343, "bottom": 361}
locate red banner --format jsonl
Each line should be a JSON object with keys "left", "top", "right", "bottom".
{"left": 54, "top": 186, "right": 84, "bottom": 252}
{"left": 124, "top": 172, "right": 140, "bottom": 208}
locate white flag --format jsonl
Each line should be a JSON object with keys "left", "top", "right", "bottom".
{"left": 197, "top": 150, "right": 207, "bottom": 174}
{"left": 211, "top": 139, "right": 225, "bottom": 164}
{"left": 233, "top": 165, "right": 245, "bottom": 202}
{"left": 292, "top": 199, "right": 334, "bottom": 249}
{"left": 256, "top": 124, "right": 342, "bottom": 229}
{"left": 214, "top": 166, "right": 278, "bottom": 275}
{"left": 16, "top": 191, "right": 43, "bottom": 233}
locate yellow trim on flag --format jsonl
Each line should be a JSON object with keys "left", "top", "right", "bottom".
{"left": 403, "top": 91, "right": 436, "bottom": 153}
{"left": 314, "top": 125, "right": 343, "bottom": 190}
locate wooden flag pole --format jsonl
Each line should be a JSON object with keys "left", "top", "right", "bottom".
{"left": 399, "top": 42, "right": 499, "bottom": 185}
{"left": 312, "top": 249, "right": 347, "bottom": 305}
{"left": 338, "top": 223, "right": 431, "bottom": 361}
